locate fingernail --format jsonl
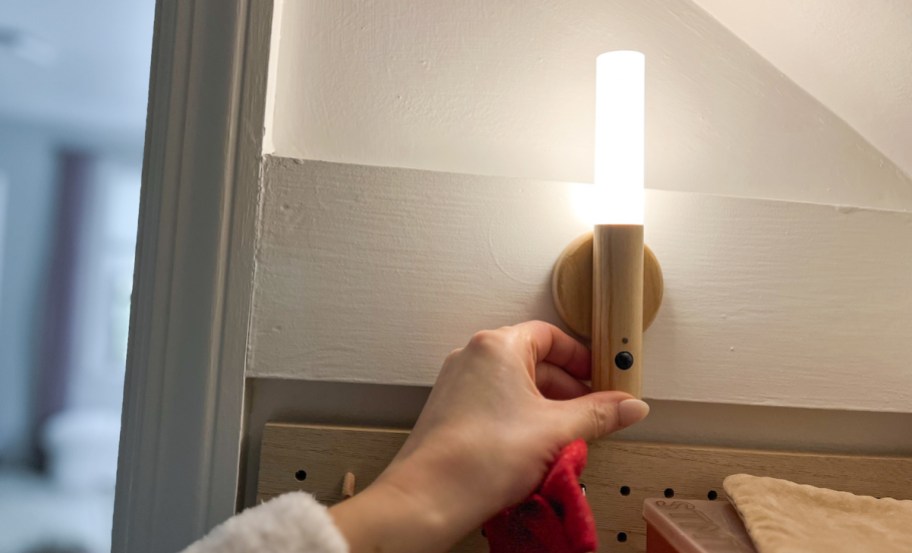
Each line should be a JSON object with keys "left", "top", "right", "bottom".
{"left": 618, "top": 399, "right": 650, "bottom": 427}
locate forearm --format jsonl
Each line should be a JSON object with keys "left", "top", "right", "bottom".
{"left": 329, "top": 446, "right": 492, "bottom": 553}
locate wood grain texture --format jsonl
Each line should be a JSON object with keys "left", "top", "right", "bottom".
{"left": 551, "top": 233, "right": 663, "bottom": 338}
{"left": 257, "top": 423, "right": 912, "bottom": 553}
{"left": 592, "top": 225, "right": 645, "bottom": 396}
{"left": 250, "top": 158, "right": 912, "bottom": 413}
{"left": 241, "top": 379, "right": 912, "bottom": 510}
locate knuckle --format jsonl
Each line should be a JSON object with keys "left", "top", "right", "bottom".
{"left": 466, "top": 329, "right": 503, "bottom": 352}
{"left": 589, "top": 402, "right": 608, "bottom": 438}
{"left": 444, "top": 347, "right": 462, "bottom": 364}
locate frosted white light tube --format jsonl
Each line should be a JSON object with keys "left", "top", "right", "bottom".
{"left": 594, "top": 51, "right": 645, "bottom": 225}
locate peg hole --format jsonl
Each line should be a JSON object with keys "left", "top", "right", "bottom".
{"left": 617, "top": 532, "right": 628, "bottom": 543}
{"left": 619, "top": 485, "right": 631, "bottom": 496}
{"left": 664, "top": 488, "right": 675, "bottom": 498}
{"left": 294, "top": 469, "right": 307, "bottom": 481}
{"left": 707, "top": 490, "right": 718, "bottom": 500}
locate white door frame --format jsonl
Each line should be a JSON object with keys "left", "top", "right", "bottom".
{"left": 113, "top": 1, "right": 273, "bottom": 551}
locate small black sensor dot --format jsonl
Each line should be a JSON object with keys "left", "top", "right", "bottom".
{"left": 294, "top": 470, "right": 307, "bottom": 481}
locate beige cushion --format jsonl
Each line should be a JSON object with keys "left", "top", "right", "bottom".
{"left": 723, "top": 474, "right": 912, "bottom": 553}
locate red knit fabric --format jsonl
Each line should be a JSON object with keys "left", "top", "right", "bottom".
{"left": 483, "top": 440, "right": 597, "bottom": 553}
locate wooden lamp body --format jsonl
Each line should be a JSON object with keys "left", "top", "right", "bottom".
{"left": 551, "top": 229, "right": 663, "bottom": 399}
{"left": 592, "top": 224, "right": 644, "bottom": 397}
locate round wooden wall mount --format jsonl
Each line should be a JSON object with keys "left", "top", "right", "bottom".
{"left": 551, "top": 232, "right": 664, "bottom": 339}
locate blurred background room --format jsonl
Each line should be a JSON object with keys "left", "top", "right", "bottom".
{"left": 0, "top": 1, "right": 153, "bottom": 551}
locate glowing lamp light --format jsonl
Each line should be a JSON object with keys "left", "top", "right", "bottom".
{"left": 594, "top": 50, "right": 645, "bottom": 225}
{"left": 552, "top": 49, "right": 663, "bottom": 401}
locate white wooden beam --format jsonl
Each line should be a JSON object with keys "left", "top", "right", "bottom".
{"left": 250, "top": 157, "right": 912, "bottom": 414}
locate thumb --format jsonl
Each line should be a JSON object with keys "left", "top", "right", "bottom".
{"left": 562, "top": 393, "right": 650, "bottom": 441}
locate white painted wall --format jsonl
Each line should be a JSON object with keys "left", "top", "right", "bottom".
{"left": 250, "top": 160, "right": 912, "bottom": 413}
{"left": 256, "top": 2, "right": 912, "bottom": 414}
{"left": 268, "top": 0, "right": 912, "bottom": 211}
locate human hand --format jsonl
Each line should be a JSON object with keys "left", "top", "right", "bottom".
{"left": 330, "top": 321, "right": 650, "bottom": 553}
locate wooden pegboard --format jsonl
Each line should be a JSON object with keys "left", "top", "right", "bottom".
{"left": 257, "top": 423, "right": 912, "bottom": 552}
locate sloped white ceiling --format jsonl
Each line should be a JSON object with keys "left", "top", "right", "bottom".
{"left": 691, "top": 0, "right": 912, "bottom": 178}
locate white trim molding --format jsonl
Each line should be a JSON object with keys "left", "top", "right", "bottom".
{"left": 113, "top": 1, "right": 272, "bottom": 551}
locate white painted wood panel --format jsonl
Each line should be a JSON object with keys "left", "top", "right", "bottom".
{"left": 250, "top": 157, "right": 912, "bottom": 413}
{"left": 268, "top": 0, "right": 912, "bottom": 211}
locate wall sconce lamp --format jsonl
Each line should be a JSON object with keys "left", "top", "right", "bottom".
{"left": 552, "top": 51, "right": 664, "bottom": 399}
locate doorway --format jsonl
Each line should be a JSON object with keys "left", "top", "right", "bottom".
{"left": 0, "top": 2, "right": 154, "bottom": 551}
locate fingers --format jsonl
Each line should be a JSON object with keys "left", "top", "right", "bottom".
{"left": 535, "top": 362, "right": 591, "bottom": 400}
{"left": 512, "top": 321, "right": 591, "bottom": 380}
{"left": 561, "top": 392, "right": 650, "bottom": 441}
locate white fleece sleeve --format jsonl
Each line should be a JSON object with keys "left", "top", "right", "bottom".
{"left": 180, "top": 492, "right": 349, "bottom": 553}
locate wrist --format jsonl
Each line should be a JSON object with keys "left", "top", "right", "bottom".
{"left": 329, "top": 472, "right": 471, "bottom": 553}
{"left": 376, "top": 454, "right": 483, "bottom": 539}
